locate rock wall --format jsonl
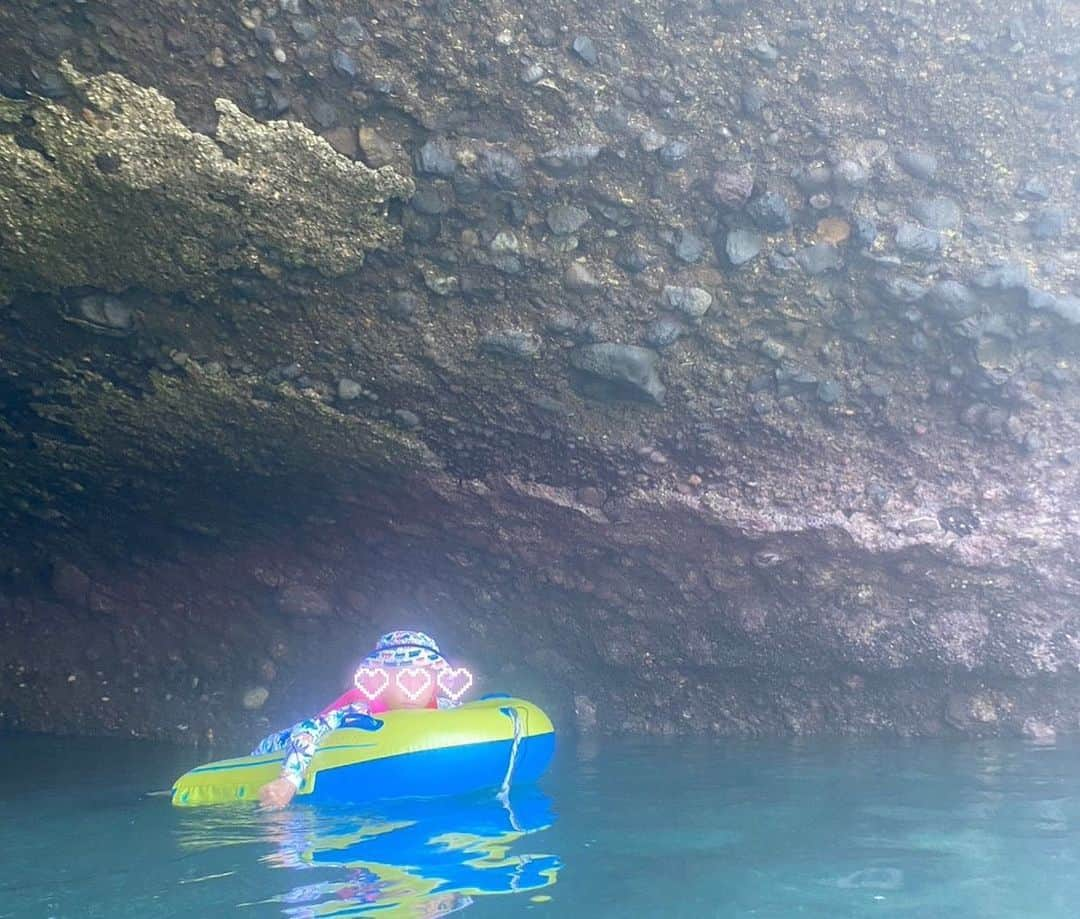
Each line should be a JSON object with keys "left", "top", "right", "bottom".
{"left": 0, "top": 0, "right": 1078, "bottom": 744}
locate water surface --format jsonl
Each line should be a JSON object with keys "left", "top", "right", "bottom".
{"left": 3, "top": 733, "right": 1079, "bottom": 917}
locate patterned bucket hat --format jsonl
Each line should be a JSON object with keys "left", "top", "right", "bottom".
{"left": 363, "top": 629, "right": 447, "bottom": 668}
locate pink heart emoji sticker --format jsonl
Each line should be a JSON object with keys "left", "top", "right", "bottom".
{"left": 436, "top": 666, "right": 474, "bottom": 701}
{"left": 395, "top": 666, "right": 433, "bottom": 701}
{"left": 353, "top": 666, "right": 390, "bottom": 700}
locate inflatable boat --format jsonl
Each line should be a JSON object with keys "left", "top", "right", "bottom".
{"left": 171, "top": 696, "right": 554, "bottom": 807}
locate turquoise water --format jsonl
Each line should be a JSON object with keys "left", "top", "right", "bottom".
{"left": 3, "top": 734, "right": 1080, "bottom": 917}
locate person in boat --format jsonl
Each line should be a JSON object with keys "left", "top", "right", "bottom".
{"left": 255, "top": 629, "right": 472, "bottom": 810}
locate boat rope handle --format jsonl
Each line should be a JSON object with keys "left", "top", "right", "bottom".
{"left": 497, "top": 705, "right": 526, "bottom": 822}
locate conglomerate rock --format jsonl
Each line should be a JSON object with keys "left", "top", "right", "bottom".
{"left": 0, "top": 0, "right": 1078, "bottom": 744}
{"left": 0, "top": 62, "right": 411, "bottom": 300}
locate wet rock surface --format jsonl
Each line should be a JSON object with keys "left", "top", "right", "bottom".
{"left": 1, "top": 0, "right": 1079, "bottom": 742}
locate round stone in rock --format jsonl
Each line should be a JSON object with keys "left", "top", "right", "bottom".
{"left": 392, "top": 409, "right": 421, "bottom": 429}
{"left": 411, "top": 184, "right": 449, "bottom": 215}
{"left": 658, "top": 140, "right": 690, "bottom": 169}
{"left": 675, "top": 230, "right": 706, "bottom": 263}
{"left": 414, "top": 137, "right": 456, "bottom": 176}
{"left": 645, "top": 317, "right": 685, "bottom": 349}
{"left": 570, "top": 343, "right": 666, "bottom": 404}
{"left": 76, "top": 294, "right": 133, "bottom": 332}
{"left": 852, "top": 217, "right": 877, "bottom": 249}
{"left": 565, "top": 263, "right": 599, "bottom": 290}
{"left": 1016, "top": 176, "right": 1050, "bottom": 201}
{"left": 479, "top": 149, "right": 526, "bottom": 189}
{"left": 895, "top": 150, "right": 938, "bottom": 181}
{"left": 383, "top": 290, "right": 422, "bottom": 320}
{"left": 480, "top": 329, "right": 542, "bottom": 359}
{"left": 924, "top": 280, "right": 978, "bottom": 320}
{"left": 638, "top": 128, "right": 667, "bottom": 153}
{"left": 615, "top": 245, "right": 649, "bottom": 273}
{"left": 309, "top": 100, "right": 338, "bottom": 129}
{"left": 254, "top": 25, "right": 277, "bottom": 45}
{"left": 832, "top": 159, "right": 869, "bottom": 190}
{"left": 521, "top": 62, "right": 545, "bottom": 84}
{"left": 740, "top": 84, "right": 766, "bottom": 117}
{"left": 817, "top": 379, "right": 843, "bottom": 403}
{"left": 243, "top": 687, "right": 270, "bottom": 710}
{"left": 911, "top": 196, "right": 962, "bottom": 230}
{"left": 338, "top": 378, "right": 363, "bottom": 400}
{"left": 330, "top": 50, "right": 357, "bottom": 79}
{"left": 973, "top": 263, "right": 1029, "bottom": 290}
{"left": 713, "top": 169, "right": 754, "bottom": 209}
{"left": 547, "top": 204, "right": 590, "bottom": 235}
{"left": 572, "top": 35, "right": 598, "bottom": 66}
{"left": 539, "top": 144, "right": 602, "bottom": 171}
{"left": 748, "top": 191, "right": 792, "bottom": 230}
{"left": 725, "top": 228, "right": 763, "bottom": 266}
{"left": 794, "top": 163, "right": 832, "bottom": 194}
{"left": 336, "top": 16, "right": 368, "bottom": 45}
{"left": 291, "top": 19, "right": 318, "bottom": 42}
{"left": 796, "top": 243, "right": 841, "bottom": 275}
{"left": 895, "top": 222, "right": 941, "bottom": 258}
{"left": 1031, "top": 206, "right": 1066, "bottom": 240}
{"left": 662, "top": 285, "right": 712, "bottom": 318}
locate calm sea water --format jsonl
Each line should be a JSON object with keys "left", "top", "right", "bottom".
{"left": 2, "top": 732, "right": 1079, "bottom": 917}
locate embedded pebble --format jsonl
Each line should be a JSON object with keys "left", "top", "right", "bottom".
{"left": 540, "top": 144, "right": 602, "bottom": 171}
{"left": 796, "top": 243, "right": 841, "bottom": 275}
{"left": 1016, "top": 176, "right": 1050, "bottom": 201}
{"left": 713, "top": 169, "right": 755, "bottom": 209}
{"left": 816, "top": 217, "right": 850, "bottom": 245}
{"left": 337, "top": 378, "right": 363, "bottom": 400}
{"left": 242, "top": 686, "right": 270, "bottom": 710}
{"left": 547, "top": 204, "right": 590, "bottom": 235}
{"left": 675, "top": 230, "right": 706, "bottom": 264}
{"left": 748, "top": 192, "right": 792, "bottom": 231}
{"left": 309, "top": 100, "right": 338, "bottom": 130}
{"left": 924, "top": 280, "right": 978, "bottom": 320}
{"left": 1031, "top": 206, "right": 1066, "bottom": 240}
{"left": 658, "top": 140, "right": 690, "bottom": 169}
{"left": 291, "top": 19, "right": 318, "bottom": 42}
{"left": 741, "top": 85, "right": 766, "bottom": 118}
{"left": 336, "top": 16, "right": 368, "bottom": 46}
{"left": 817, "top": 380, "right": 843, "bottom": 403}
{"left": 75, "top": 294, "right": 134, "bottom": 332}
{"left": 571, "top": 343, "right": 666, "bottom": 403}
{"left": 330, "top": 49, "right": 357, "bottom": 79}
{"left": 392, "top": 409, "right": 421, "bottom": 430}
{"left": 895, "top": 222, "right": 941, "bottom": 258}
{"left": 383, "top": 290, "right": 422, "bottom": 321}
{"left": 480, "top": 329, "right": 542, "bottom": 359}
{"left": 896, "top": 150, "right": 938, "bottom": 180}
{"left": 973, "top": 263, "right": 1029, "bottom": 290}
{"left": 851, "top": 217, "right": 877, "bottom": 249}
{"left": 572, "top": 35, "right": 598, "bottom": 66}
{"left": 411, "top": 184, "right": 449, "bottom": 216}
{"left": 645, "top": 317, "right": 685, "bottom": 349}
{"left": 414, "top": 137, "right": 456, "bottom": 176}
{"left": 521, "top": 62, "right": 545, "bottom": 84}
{"left": 911, "top": 196, "right": 962, "bottom": 231}
{"left": 662, "top": 286, "right": 712, "bottom": 318}
{"left": 564, "top": 263, "right": 599, "bottom": 290}
{"left": 725, "top": 228, "right": 763, "bottom": 266}
{"left": 794, "top": 164, "right": 833, "bottom": 193}
{"left": 479, "top": 149, "right": 526, "bottom": 189}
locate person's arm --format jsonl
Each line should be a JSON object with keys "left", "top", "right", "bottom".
{"left": 259, "top": 705, "right": 359, "bottom": 809}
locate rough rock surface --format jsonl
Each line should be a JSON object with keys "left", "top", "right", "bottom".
{"left": 1, "top": 0, "right": 1079, "bottom": 744}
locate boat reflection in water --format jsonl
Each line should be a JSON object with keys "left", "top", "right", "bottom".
{"left": 233, "top": 788, "right": 560, "bottom": 916}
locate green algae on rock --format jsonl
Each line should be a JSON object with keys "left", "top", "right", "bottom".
{"left": 0, "top": 61, "right": 412, "bottom": 302}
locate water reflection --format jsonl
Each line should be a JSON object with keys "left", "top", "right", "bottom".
{"left": 177, "top": 789, "right": 560, "bottom": 917}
